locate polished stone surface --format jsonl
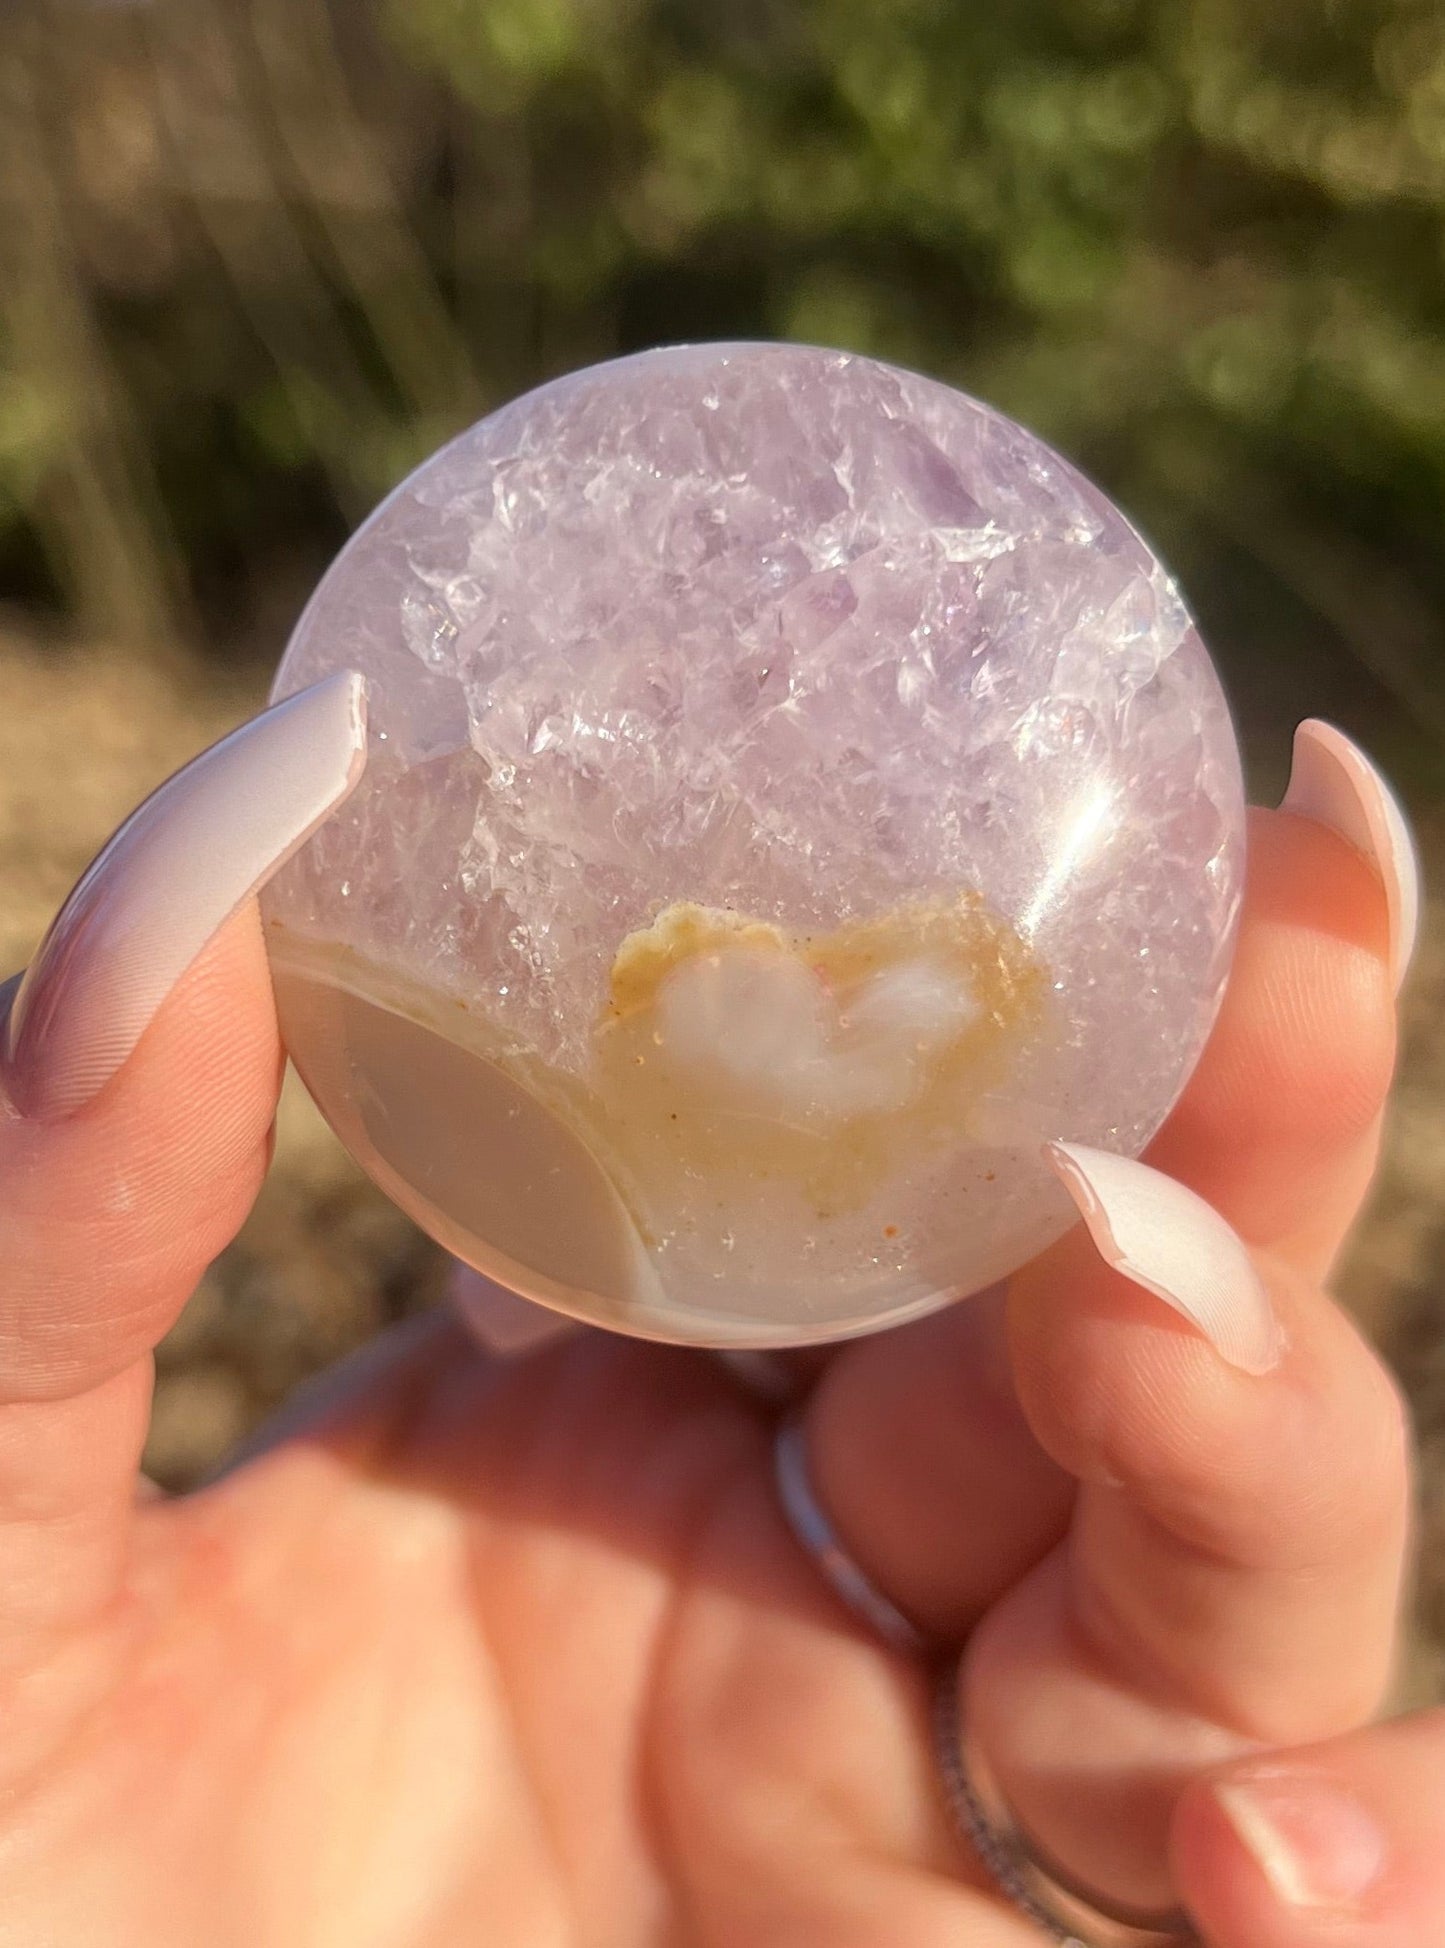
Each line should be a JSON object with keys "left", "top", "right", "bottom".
{"left": 263, "top": 342, "right": 1245, "bottom": 1345}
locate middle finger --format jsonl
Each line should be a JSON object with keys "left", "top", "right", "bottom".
{"left": 803, "top": 733, "right": 1408, "bottom": 1642}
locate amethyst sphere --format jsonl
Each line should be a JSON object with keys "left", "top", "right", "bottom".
{"left": 262, "top": 343, "right": 1245, "bottom": 1347}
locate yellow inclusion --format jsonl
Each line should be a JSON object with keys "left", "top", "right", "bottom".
{"left": 594, "top": 898, "right": 1047, "bottom": 1220}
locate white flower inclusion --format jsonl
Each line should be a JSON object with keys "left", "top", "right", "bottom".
{"left": 654, "top": 946, "right": 982, "bottom": 1125}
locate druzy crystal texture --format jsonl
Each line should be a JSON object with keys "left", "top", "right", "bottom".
{"left": 262, "top": 342, "right": 1245, "bottom": 1347}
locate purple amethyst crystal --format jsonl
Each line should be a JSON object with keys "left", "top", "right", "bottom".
{"left": 262, "top": 343, "right": 1245, "bottom": 1345}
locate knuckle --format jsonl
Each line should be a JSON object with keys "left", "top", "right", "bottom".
{"left": 1247, "top": 941, "right": 1394, "bottom": 1154}
{"left": 1339, "top": 1351, "right": 1414, "bottom": 1536}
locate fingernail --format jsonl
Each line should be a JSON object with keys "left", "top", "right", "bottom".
{"left": 1044, "top": 1142, "right": 1282, "bottom": 1374}
{"left": 1215, "top": 1771, "right": 1386, "bottom": 1910}
{"left": 1283, "top": 720, "right": 1419, "bottom": 993}
{"left": 2, "top": 672, "right": 367, "bottom": 1121}
{"left": 713, "top": 1349, "right": 801, "bottom": 1403}
{"left": 447, "top": 1263, "right": 579, "bottom": 1357}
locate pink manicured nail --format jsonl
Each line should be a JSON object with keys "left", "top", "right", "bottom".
{"left": 1045, "top": 1142, "right": 1282, "bottom": 1374}
{"left": 447, "top": 1263, "right": 579, "bottom": 1357}
{"left": 1215, "top": 1771, "right": 1386, "bottom": 1910}
{"left": 713, "top": 1350, "right": 800, "bottom": 1403}
{"left": 1283, "top": 720, "right": 1419, "bottom": 993}
{"left": 2, "top": 672, "right": 367, "bottom": 1121}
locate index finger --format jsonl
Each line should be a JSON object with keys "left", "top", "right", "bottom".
{"left": 965, "top": 1162, "right": 1412, "bottom": 1914}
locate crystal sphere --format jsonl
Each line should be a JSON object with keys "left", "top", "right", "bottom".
{"left": 262, "top": 342, "right": 1245, "bottom": 1348}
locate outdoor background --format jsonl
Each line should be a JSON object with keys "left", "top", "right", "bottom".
{"left": 2, "top": 0, "right": 1444, "bottom": 1698}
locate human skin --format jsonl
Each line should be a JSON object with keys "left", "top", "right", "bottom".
{"left": 0, "top": 688, "right": 1436, "bottom": 1946}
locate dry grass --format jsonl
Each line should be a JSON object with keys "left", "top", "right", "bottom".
{"left": 2, "top": 625, "right": 1440, "bottom": 1700}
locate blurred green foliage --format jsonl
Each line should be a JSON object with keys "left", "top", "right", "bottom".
{"left": 4, "top": 0, "right": 1445, "bottom": 769}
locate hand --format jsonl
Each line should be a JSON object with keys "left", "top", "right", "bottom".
{"left": 0, "top": 681, "right": 1433, "bottom": 1946}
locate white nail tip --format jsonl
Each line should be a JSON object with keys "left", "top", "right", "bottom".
{"left": 1283, "top": 720, "right": 1419, "bottom": 993}
{"left": 5, "top": 672, "right": 368, "bottom": 1119}
{"left": 1045, "top": 1142, "right": 1282, "bottom": 1375}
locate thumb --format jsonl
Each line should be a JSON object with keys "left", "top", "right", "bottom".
{"left": 1173, "top": 1709, "right": 1445, "bottom": 1947}
{"left": 0, "top": 674, "right": 363, "bottom": 1673}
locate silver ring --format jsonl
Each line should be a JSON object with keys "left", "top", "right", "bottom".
{"left": 933, "top": 1660, "right": 1201, "bottom": 1947}
{"left": 772, "top": 1419, "right": 927, "bottom": 1655}
{"left": 770, "top": 1420, "right": 1198, "bottom": 1947}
